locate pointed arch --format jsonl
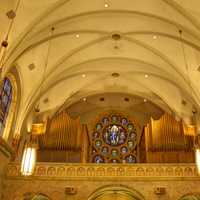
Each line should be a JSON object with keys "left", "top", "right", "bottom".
{"left": 0, "top": 72, "right": 19, "bottom": 141}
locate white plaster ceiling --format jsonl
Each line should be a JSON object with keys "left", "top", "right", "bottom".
{"left": 1, "top": 0, "right": 200, "bottom": 133}
{"left": 65, "top": 92, "right": 165, "bottom": 126}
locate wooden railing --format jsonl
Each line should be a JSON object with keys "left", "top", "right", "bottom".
{"left": 6, "top": 163, "right": 200, "bottom": 180}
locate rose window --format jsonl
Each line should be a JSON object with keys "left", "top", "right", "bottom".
{"left": 91, "top": 115, "right": 138, "bottom": 163}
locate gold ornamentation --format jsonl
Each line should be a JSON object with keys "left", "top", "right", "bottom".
{"left": 6, "top": 163, "right": 199, "bottom": 180}
{"left": 31, "top": 123, "right": 46, "bottom": 135}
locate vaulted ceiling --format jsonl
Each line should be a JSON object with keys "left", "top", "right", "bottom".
{"left": 1, "top": 0, "right": 200, "bottom": 133}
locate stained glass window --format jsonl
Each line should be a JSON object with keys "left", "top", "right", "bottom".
{"left": 0, "top": 78, "right": 12, "bottom": 137}
{"left": 91, "top": 114, "right": 138, "bottom": 163}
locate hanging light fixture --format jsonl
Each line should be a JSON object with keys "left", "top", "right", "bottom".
{"left": 0, "top": 0, "right": 20, "bottom": 71}
{"left": 34, "top": 27, "right": 54, "bottom": 113}
{"left": 21, "top": 27, "right": 54, "bottom": 176}
{"left": 20, "top": 135, "right": 37, "bottom": 176}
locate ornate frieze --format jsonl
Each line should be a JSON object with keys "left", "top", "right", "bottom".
{"left": 6, "top": 163, "right": 200, "bottom": 180}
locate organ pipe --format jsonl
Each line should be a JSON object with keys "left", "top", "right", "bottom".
{"left": 145, "top": 113, "right": 194, "bottom": 152}
{"left": 144, "top": 113, "right": 195, "bottom": 163}
{"left": 36, "top": 111, "right": 89, "bottom": 162}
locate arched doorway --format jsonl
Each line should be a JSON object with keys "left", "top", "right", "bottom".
{"left": 30, "top": 194, "right": 50, "bottom": 200}
{"left": 179, "top": 194, "right": 200, "bottom": 200}
{"left": 23, "top": 193, "right": 51, "bottom": 200}
{"left": 88, "top": 185, "right": 144, "bottom": 200}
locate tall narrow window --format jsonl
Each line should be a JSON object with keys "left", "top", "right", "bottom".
{"left": 0, "top": 78, "right": 12, "bottom": 137}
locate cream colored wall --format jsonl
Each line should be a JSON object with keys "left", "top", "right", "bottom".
{"left": 3, "top": 178, "right": 200, "bottom": 200}
{"left": 3, "top": 163, "right": 200, "bottom": 200}
{"left": 0, "top": 151, "right": 11, "bottom": 199}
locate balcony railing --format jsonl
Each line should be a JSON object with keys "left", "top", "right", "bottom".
{"left": 6, "top": 163, "right": 200, "bottom": 180}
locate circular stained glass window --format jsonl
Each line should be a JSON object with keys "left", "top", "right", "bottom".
{"left": 96, "top": 123, "right": 102, "bottom": 131}
{"left": 128, "top": 141, "right": 135, "bottom": 149}
{"left": 101, "top": 146, "right": 109, "bottom": 155}
{"left": 125, "top": 155, "right": 136, "bottom": 163}
{"left": 95, "top": 140, "right": 102, "bottom": 148}
{"left": 102, "top": 117, "right": 109, "bottom": 125}
{"left": 130, "top": 132, "right": 137, "bottom": 140}
{"left": 93, "top": 132, "right": 99, "bottom": 139}
{"left": 112, "top": 115, "right": 118, "bottom": 123}
{"left": 121, "top": 118, "right": 128, "bottom": 126}
{"left": 127, "top": 124, "right": 134, "bottom": 131}
{"left": 121, "top": 146, "right": 128, "bottom": 154}
{"left": 111, "top": 149, "right": 118, "bottom": 157}
{"left": 93, "top": 155, "right": 104, "bottom": 163}
{"left": 91, "top": 114, "right": 138, "bottom": 163}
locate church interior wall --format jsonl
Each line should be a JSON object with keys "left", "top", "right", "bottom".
{"left": 0, "top": 143, "right": 12, "bottom": 199}
{"left": 1, "top": 1, "right": 200, "bottom": 199}
{"left": 3, "top": 178, "right": 200, "bottom": 200}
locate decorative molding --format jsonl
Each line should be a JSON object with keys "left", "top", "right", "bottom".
{"left": 6, "top": 163, "right": 200, "bottom": 181}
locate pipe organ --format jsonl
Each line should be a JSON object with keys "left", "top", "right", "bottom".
{"left": 37, "top": 111, "right": 89, "bottom": 162}
{"left": 28, "top": 111, "right": 195, "bottom": 163}
{"left": 144, "top": 113, "right": 195, "bottom": 163}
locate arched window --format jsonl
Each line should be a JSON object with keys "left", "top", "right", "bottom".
{"left": 91, "top": 114, "right": 138, "bottom": 163}
{"left": 0, "top": 77, "right": 12, "bottom": 137}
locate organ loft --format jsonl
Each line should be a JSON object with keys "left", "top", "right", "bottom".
{"left": 1, "top": 1, "right": 200, "bottom": 200}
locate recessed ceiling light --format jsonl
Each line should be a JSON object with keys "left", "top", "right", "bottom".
{"left": 28, "top": 63, "right": 36, "bottom": 71}
{"left": 111, "top": 72, "right": 120, "bottom": 78}
{"left": 104, "top": 3, "right": 109, "bottom": 8}
{"left": 83, "top": 97, "right": 87, "bottom": 102}
{"left": 112, "top": 33, "right": 121, "bottom": 41}
{"left": 153, "top": 35, "right": 157, "bottom": 39}
{"left": 76, "top": 34, "right": 80, "bottom": 38}
{"left": 144, "top": 74, "right": 149, "bottom": 78}
{"left": 82, "top": 74, "right": 86, "bottom": 78}
{"left": 144, "top": 99, "right": 147, "bottom": 102}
